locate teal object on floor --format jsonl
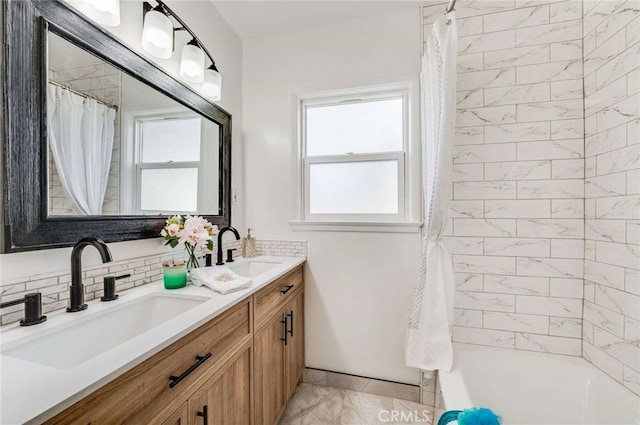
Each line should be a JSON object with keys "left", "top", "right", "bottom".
{"left": 438, "top": 408, "right": 501, "bottom": 425}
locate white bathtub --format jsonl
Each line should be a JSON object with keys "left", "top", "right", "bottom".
{"left": 438, "top": 343, "right": 640, "bottom": 425}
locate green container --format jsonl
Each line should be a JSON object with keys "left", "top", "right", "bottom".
{"left": 163, "top": 260, "right": 187, "bottom": 289}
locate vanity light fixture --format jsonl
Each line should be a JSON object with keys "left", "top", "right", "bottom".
{"left": 141, "top": 4, "right": 174, "bottom": 59}
{"left": 72, "top": 0, "right": 120, "bottom": 27}
{"left": 202, "top": 64, "right": 222, "bottom": 101}
{"left": 141, "top": 1, "right": 222, "bottom": 99}
{"left": 180, "top": 38, "right": 206, "bottom": 83}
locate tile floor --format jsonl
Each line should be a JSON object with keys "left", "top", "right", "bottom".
{"left": 279, "top": 383, "right": 433, "bottom": 425}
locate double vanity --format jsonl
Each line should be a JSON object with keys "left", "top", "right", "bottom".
{"left": 1, "top": 256, "right": 306, "bottom": 424}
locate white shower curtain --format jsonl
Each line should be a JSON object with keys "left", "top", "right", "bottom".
{"left": 47, "top": 84, "right": 115, "bottom": 215}
{"left": 406, "top": 12, "right": 457, "bottom": 373}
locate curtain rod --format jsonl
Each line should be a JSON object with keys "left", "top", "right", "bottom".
{"left": 446, "top": 0, "right": 457, "bottom": 13}
{"left": 48, "top": 80, "right": 118, "bottom": 111}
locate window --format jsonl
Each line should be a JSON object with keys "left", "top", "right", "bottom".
{"left": 121, "top": 108, "right": 219, "bottom": 215}
{"left": 297, "top": 84, "right": 413, "bottom": 225}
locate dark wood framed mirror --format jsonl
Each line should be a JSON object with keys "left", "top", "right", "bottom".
{"left": 2, "top": 0, "right": 232, "bottom": 253}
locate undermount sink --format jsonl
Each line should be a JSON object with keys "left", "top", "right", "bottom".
{"left": 228, "top": 260, "right": 280, "bottom": 278}
{"left": 2, "top": 293, "right": 208, "bottom": 369}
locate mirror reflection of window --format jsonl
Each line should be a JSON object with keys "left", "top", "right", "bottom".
{"left": 46, "top": 30, "right": 221, "bottom": 217}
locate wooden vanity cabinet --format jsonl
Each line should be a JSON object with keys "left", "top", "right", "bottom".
{"left": 254, "top": 267, "right": 305, "bottom": 425}
{"left": 44, "top": 264, "right": 304, "bottom": 425}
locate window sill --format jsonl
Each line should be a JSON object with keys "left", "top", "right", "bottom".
{"left": 288, "top": 220, "right": 423, "bottom": 233}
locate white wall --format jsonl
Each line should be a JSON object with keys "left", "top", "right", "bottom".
{"left": 0, "top": 1, "right": 243, "bottom": 282}
{"left": 243, "top": 8, "right": 422, "bottom": 385}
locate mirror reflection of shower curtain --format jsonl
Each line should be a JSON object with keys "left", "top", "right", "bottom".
{"left": 47, "top": 84, "right": 115, "bottom": 215}
{"left": 406, "top": 11, "right": 457, "bottom": 373}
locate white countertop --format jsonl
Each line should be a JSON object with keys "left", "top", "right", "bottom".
{"left": 0, "top": 256, "right": 305, "bottom": 425}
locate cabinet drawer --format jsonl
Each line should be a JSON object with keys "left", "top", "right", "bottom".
{"left": 254, "top": 266, "right": 303, "bottom": 330}
{"left": 45, "top": 299, "right": 252, "bottom": 425}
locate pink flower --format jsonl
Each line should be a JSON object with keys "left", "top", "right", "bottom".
{"left": 167, "top": 223, "right": 180, "bottom": 237}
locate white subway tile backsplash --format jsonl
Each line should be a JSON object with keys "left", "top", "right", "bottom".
{"left": 517, "top": 219, "right": 584, "bottom": 239}
{"left": 584, "top": 342, "right": 625, "bottom": 383}
{"left": 549, "top": 317, "right": 582, "bottom": 337}
{"left": 597, "top": 145, "right": 640, "bottom": 175}
{"left": 594, "top": 327, "right": 640, "bottom": 369}
{"left": 485, "top": 237, "right": 550, "bottom": 256}
{"left": 454, "top": 144, "right": 517, "bottom": 163}
{"left": 516, "top": 19, "right": 582, "bottom": 46}
{"left": 484, "top": 44, "right": 549, "bottom": 70}
{"left": 457, "top": 105, "right": 517, "bottom": 126}
{"left": 484, "top": 311, "right": 548, "bottom": 334}
{"left": 458, "top": 53, "right": 485, "bottom": 73}
{"left": 595, "top": 241, "right": 640, "bottom": 270}
{"left": 517, "top": 179, "right": 584, "bottom": 199}
{"left": 595, "top": 284, "right": 640, "bottom": 321}
{"left": 584, "top": 29, "right": 626, "bottom": 76}
{"left": 623, "top": 366, "right": 640, "bottom": 396}
{"left": 458, "top": 68, "right": 516, "bottom": 91}
{"left": 549, "top": 277, "right": 584, "bottom": 299}
{"left": 585, "top": 124, "right": 627, "bottom": 157}
{"left": 516, "top": 295, "right": 583, "bottom": 317}
{"left": 455, "top": 273, "right": 484, "bottom": 291}
{"left": 517, "top": 59, "right": 582, "bottom": 85}
{"left": 454, "top": 219, "right": 517, "bottom": 237}
{"left": 485, "top": 161, "right": 551, "bottom": 180}
{"left": 459, "top": 30, "right": 516, "bottom": 55}
{"left": 585, "top": 219, "right": 627, "bottom": 243}
{"left": 550, "top": 239, "right": 584, "bottom": 259}
{"left": 549, "top": 40, "right": 583, "bottom": 61}
{"left": 455, "top": 308, "right": 484, "bottom": 328}
{"left": 485, "top": 199, "right": 550, "bottom": 218}
{"left": 551, "top": 159, "right": 584, "bottom": 179}
{"left": 551, "top": 199, "right": 584, "bottom": 218}
{"left": 550, "top": 79, "right": 583, "bottom": 101}
{"left": 516, "top": 257, "right": 583, "bottom": 279}
{"left": 485, "top": 122, "right": 550, "bottom": 143}
{"left": 517, "top": 139, "right": 583, "bottom": 161}
{"left": 483, "top": 5, "right": 548, "bottom": 31}
{"left": 549, "top": 1, "right": 582, "bottom": 23}
{"left": 584, "top": 260, "right": 626, "bottom": 290}
{"left": 455, "top": 126, "right": 484, "bottom": 145}
{"left": 585, "top": 173, "right": 628, "bottom": 198}
{"left": 594, "top": 2, "right": 640, "bottom": 47}
{"left": 453, "top": 326, "right": 515, "bottom": 348}
{"left": 584, "top": 300, "right": 625, "bottom": 337}
{"left": 551, "top": 119, "right": 584, "bottom": 140}
{"left": 515, "top": 332, "right": 582, "bottom": 355}
{"left": 454, "top": 254, "right": 517, "bottom": 275}
{"left": 449, "top": 200, "right": 485, "bottom": 218}
{"left": 517, "top": 99, "right": 583, "bottom": 122}
{"left": 485, "top": 83, "right": 550, "bottom": 106}
{"left": 596, "top": 195, "right": 640, "bottom": 219}
{"left": 456, "top": 290, "right": 516, "bottom": 312}
{"left": 454, "top": 181, "right": 518, "bottom": 199}
{"left": 484, "top": 274, "right": 549, "bottom": 295}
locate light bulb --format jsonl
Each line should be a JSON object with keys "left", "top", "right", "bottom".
{"left": 141, "top": 6, "right": 174, "bottom": 59}
{"left": 74, "top": 0, "right": 120, "bottom": 27}
{"left": 202, "top": 66, "right": 222, "bottom": 100}
{"left": 179, "top": 40, "right": 205, "bottom": 83}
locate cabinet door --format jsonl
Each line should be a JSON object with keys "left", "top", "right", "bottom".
{"left": 285, "top": 290, "right": 305, "bottom": 400}
{"left": 254, "top": 311, "right": 287, "bottom": 425}
{"left": 161, "top": 402, "right": 189, "bottom": 425}
{"left": 188, "top": 344, "right": 252, "bottom": 425}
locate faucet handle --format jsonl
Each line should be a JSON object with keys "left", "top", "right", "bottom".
{"left": 101, "top": 274, "right": 131, "bottom": 302}
{"left": 0, "top": 293, "right": 47, "bottom": 326}
{"left": 226, "top": 249, "right": 236, "bottom": 263}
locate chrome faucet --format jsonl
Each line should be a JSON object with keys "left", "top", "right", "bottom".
{"left": 68, "top": 237, "right": 113, "bottom": 312}
{"left": 216, "top": 226, "right": 241, "bottom": 265}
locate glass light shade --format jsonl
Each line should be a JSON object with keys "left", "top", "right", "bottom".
{"left": 141, "top": 9, "right": 174, "bottom": 59}
{"left": 202, "top": 68, "right": 222, "bottom": 100}
{"left": 179, "top": 42, "right": 205, "bottom": 83}
{"left": 74, "top": 0, "right": 120, "bottom": 27}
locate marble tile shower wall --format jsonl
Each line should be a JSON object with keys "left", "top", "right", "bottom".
{"left": 0, "top": 239, "right": 307, "bottom": 326}
{"left": 582, "top": 0, "right": 640, "bottom": 397}
{"left": 423, "top": 0, "right": 586, "bottom": 356}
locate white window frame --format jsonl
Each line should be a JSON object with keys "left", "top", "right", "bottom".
{"left": 290, "top": 81, "right": 422, "bottom": 233}
{"left": 121, "top": 107, "right": 212, "bottom": 215}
